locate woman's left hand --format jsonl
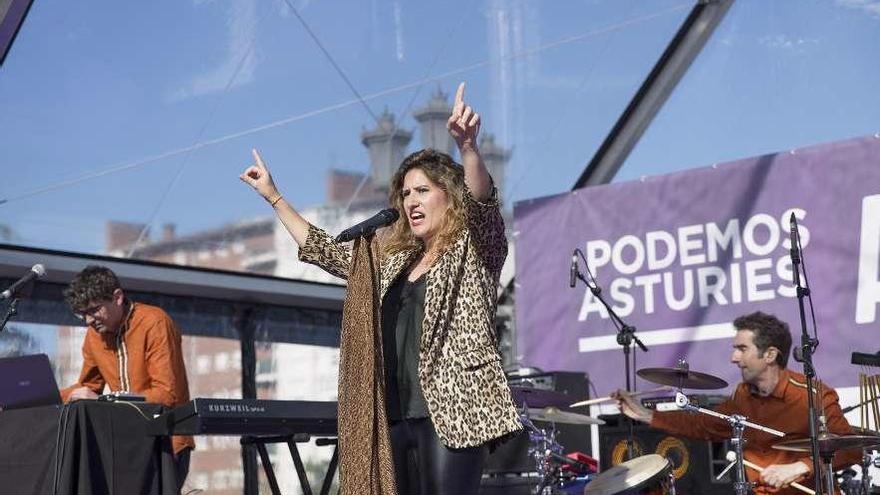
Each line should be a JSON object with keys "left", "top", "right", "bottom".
{"left": 447, "top": 82, "right": 481, "bottom": 153}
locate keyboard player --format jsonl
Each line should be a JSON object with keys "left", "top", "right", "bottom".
{"left": 59, "top": 265, "right": 194, "bottom": 491}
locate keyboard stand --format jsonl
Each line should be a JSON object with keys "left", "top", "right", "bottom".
{"left": 241, "top": 434, "right": 339, "bottom": 495}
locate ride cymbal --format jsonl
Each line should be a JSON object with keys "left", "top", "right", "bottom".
{"left": 773, "top": 432, "right": 880, "bottom": 453}
{"left": 527, "top": 407, "right": 605, "bottom": 425}
{"left": 637, "top": 367, "right": 728, "bottom": 390}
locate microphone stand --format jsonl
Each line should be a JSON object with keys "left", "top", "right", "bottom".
{"left": 572, "top": 249, "right": 648, "bottom": 460}
{"left": 0, "top": 297, "right": 19, "bottom": 333}
{"left": 790, "top": 214, "right": 824, "bottom": 493}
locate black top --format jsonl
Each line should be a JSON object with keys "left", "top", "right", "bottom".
{"left": 381, "top": 271, "right": 429, "bottom": 422}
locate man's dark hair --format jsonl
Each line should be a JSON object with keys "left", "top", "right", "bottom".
{"left": 733, "top": 311, "right": 792, "bottom": 368}
{"left": 63, "top": 265, "right": 122, "bottom": 311}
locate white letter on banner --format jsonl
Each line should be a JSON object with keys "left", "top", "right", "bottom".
{"left": 663, "top": 270, "right": 694, "bottom": 311}
{"left": 743, "top": 214, "right": 780, "bottom": 256}
{"left": 707, "top": 219, "right": 742, "bottom": 262}
{"left": 745, "top": 258, "right": 774, "bottom": 301}
{"left": 634, "top": 273, "right": 662, "bottom": 314}
{"left": 776, "top": 256, "right": 795, "bottom": 298}
{"left": 729, "top": 262, "right": 743, "bottom": 304}
{"left": 856, "top": 195, "right": 880, "bottom": 324}
{"left": 610, "top": 278, "right": 634, "bottom": 316}
{"left": 586, "top": 240, "right": 612, "bottom": 274}
{"left": 678, "top": 224, "right": 706, "bottom": 266}
{"left": 697, "top": 266, "right": 728, "bottom": 306}
{"left": 612, "top": 235, "right": 645, "bottom": 275}
{"left": 646, "top": 231, "right": 677, "bottom": 270}
{"left": 579, "top": 289, "right": 610, "bottom": 321}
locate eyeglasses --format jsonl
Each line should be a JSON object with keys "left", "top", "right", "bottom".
{"left": 74, "top": 303, "right": 104, "bottom": 320}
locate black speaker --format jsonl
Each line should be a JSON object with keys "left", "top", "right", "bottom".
{"left": 597, "top": 414, "right": 732, "bottom": 494}
{"left": 485, "top": 371, "right": 591, "bottom": 474}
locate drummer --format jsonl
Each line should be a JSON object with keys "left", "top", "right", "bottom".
{"left": 613, "top": 311, "right": 859, "bottom": 495}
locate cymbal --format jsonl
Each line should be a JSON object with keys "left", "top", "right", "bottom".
{"left": 585, "top": 454, "right": 669, "bottom": 495}
{"left": 851, "top": 426, "right": 880, "bottom": 437}
{"left": 773, "top": 432, "right": 880, "bottom": 453}
{"left": 510, "top": 387, "right": 578, "bottom": 409}
{"left": 637, "top": 367, "right": 728, "bottom": 390}
{"left": 527, "top": 407, "right": 605, "bottom": 426}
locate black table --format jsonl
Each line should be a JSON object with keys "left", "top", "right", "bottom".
{"left": 0, "top": 400, "right": 177, "bottom": 495}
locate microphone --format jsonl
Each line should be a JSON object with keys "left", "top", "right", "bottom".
{"left": 1, "top": 264, "right": 46, "bottom": 300}
{"left": 335, "top": 208, "right": 400, "bottom": 243}
{"left": 789, "top": 212, "right": 801, "bottom": 265}
{"left": 569, "top": 252, "right": 578, "bottom": 288}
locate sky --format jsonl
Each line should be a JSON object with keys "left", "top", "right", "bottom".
{"left": 0, "top": 0, "right": 878, "bottom": 259}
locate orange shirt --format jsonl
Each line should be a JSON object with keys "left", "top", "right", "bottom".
{"left": 60, "top": 301, "right": 194, "bottom": 454}
{"left": 652, "top": 368, "right": 858, "bottom": 495}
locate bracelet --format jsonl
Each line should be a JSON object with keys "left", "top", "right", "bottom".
{"left": 267, "top": 193, "right": 283, "bottom": 207}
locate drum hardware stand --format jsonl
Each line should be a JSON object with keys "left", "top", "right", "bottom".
{"left": 571, "top": 248, "right": 648, "bottom": 460}
{"left": 519, "top": 406, "right": 563, "bottom": 495}
{"left": 675, "top": 392, "right": 785, "bottom": 495}
{"left": 836, "top": 460, "right": 875, "bottom": 495}
{"left": 816, "top": 419, "right": 840, "bottom": 495}
{"left": 857, "top": 451, "right": 880, "bottom": 495}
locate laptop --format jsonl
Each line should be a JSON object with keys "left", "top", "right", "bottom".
{"left": 0, "top": 353, "right": 62, "bottom": 411}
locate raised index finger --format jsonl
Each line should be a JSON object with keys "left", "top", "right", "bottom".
{"left": 252, "top": 148, "right": 266, "bottom": 169}
{"left": 453, "top": 82, "right": 465, "bottom": 113}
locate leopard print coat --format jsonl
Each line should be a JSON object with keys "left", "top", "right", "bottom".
{"left": 299, "top": 188, "right": 522, "bottom": 448}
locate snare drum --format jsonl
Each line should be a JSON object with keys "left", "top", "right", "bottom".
{"left": 584, "top": 454, "right": 674, "bottom": 495}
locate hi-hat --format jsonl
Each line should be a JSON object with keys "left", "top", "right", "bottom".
{"left": 773, "top": 432, "right": 880, "bottom": 453}
{"left": 527, "top": 407, "right": 605, "bottom": 425}
{"left": 637, "top": 367, "right": 728, "bottom": 390}
{"left": 510, "top": 387, "right": 578, "bottom": 409}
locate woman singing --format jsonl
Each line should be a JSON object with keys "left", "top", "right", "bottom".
{"left": 240, "top": 82, "right": 521, "bottom": 495}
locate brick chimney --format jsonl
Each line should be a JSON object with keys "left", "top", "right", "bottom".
{"left": 105, "top": 221, "right": 148, "bottom": 255}
{"left": 327, "top": 169, "right": 370, "bottom": 204}
{"left": 161, "top": 223, "right": 176, "bottom": 242}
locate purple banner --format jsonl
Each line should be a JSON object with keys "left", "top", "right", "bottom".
{"left": 514, "top": 135, "right": 880, "bottom": 394}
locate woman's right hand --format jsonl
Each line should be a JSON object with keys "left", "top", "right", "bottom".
{"left": 240, "top": 148, "right": 310, "bottom": 246}
{"left": 239, "top": 148, "right": 280, "bottom": 201}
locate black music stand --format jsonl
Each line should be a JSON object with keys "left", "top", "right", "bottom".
{"left": 241, "top": 434, "right": 338, "bottom": 495}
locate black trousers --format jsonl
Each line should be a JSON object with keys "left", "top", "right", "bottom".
{"left": 174, "top": 447, "right": 192, "bottom": 493}
{"left": 389, "top": 417, "right": 487, "bottom": 495}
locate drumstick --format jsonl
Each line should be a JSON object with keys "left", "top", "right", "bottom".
{"left": 725, "top": 452, "right": 815, "bottom": 495}
{"left": 569, "top": 386, "right": 672, "bottom": 408}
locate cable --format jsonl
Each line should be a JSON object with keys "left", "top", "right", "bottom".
{"left": 794, "top": 221, "right": 829, "bottom": 420}
{"left": 114, "top": 399, "right": 155, "bottom": 421}
{"left": 281, "top": 0, "right": 379, "bottom": 125}
{"left": 124, "top": 7, "right": 266, "bottom": 257}
{"left": 0, "top": 3, "right": 689, "bottom": 207}
{"left": 340, "top": 4, "right": 470, "bottom": 215}
{"left": 53, "top": 403, "right": 73, "bottom": 495}
{"left": 506, "top": 0, "right": 638, "bottom": 200}
{"left": 797, "top": 228, "right": 820, "bottom": 345}
{"left": 576, "top": 247, "right": 623, "bottom": 334}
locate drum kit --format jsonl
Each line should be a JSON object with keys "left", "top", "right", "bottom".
{"left": 511, "top": 386, "right": 603, "bottom": 495}
{"left": 552, "top": 218, "right": 880, "bottom": 494}
{"left": 509, "top": 359, "right": 880, "bottom": 495}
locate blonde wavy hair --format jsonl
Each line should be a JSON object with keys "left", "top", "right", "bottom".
{"left": 384, "top": 149, "right": 467, "bottom": 257}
